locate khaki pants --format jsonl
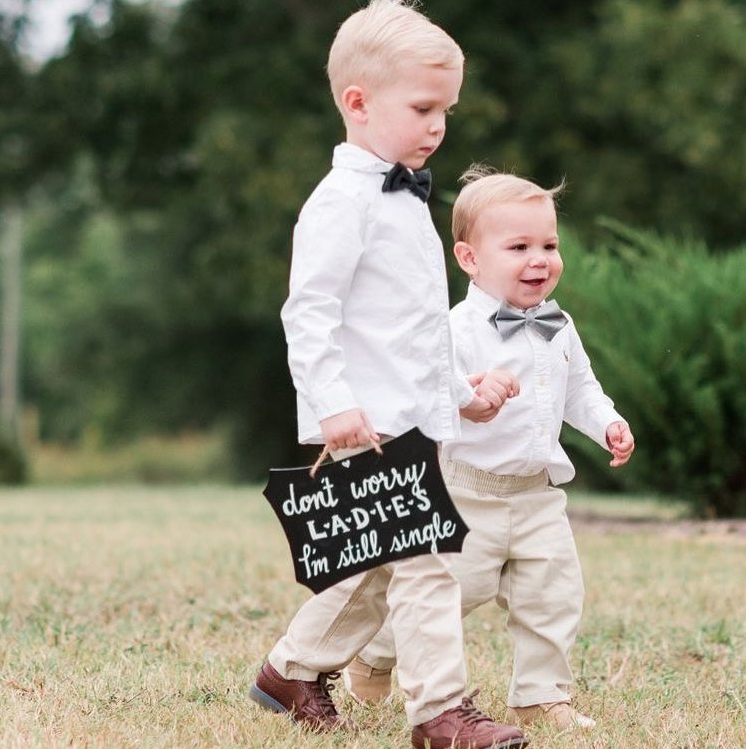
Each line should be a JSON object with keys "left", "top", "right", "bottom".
{"left": 358, "top": 460, "right": 585, "bottom": 707}
{"left": 267, "top": 444, "right": 467, "bottom": 726}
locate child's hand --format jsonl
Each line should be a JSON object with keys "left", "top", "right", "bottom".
{"left": 606, "top": 421, "right": 635, "bottom": 467}
{"left": 475, "top": 368, "right": 520, "bottom": 409}
{"left": 320, "top": 409, "right": 381, "bottom": 453}
{"left": 461, "top": 392, "right": 500, "bottom": 423}
{"left": 460, "top": 370, "right": 518, "bottom": 423}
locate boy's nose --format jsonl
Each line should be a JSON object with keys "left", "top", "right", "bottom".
{"left": 528, "top": 252, "right": 548, "bottom": 266}
{"left": 429, "top": 113, "right": 446, "bottom": 134}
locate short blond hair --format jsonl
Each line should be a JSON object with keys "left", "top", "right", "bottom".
{"left": 452, "top": 164, "right": 564, "bottom": 243}
{"left": 327, "top": 0, "right": 463, "bottom": 115}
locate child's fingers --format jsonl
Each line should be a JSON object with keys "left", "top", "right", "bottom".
{"left": 466, "top": 371, "right": 486, "bottom": 387}
{"left": 470, "top": 394, "right": 498, "bottom": 421}
{"left": 477, "top": 383, "right": 506, "bottom": 408}
{"left": 609, "top": 430, "right": 634, "bottom": 466}
{"left": 606, "top": 422, "right": 628, "bottom": 450}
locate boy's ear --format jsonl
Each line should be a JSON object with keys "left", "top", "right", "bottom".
{"left": 341, "top": 85, "right": 368, "bottom": 123}
{"left": 453, "top": 241, "right": 478, "bottom": 276}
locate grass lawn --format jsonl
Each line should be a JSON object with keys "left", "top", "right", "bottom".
{"left": 0, "top": 486, "right": 744, "bottom": 748}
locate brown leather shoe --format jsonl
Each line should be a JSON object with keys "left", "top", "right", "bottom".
{"left": 412, "top": 691, "right": 529, "bottom": 749}
{"left": 249, "top": 662, "right": 353, "bottom": 732}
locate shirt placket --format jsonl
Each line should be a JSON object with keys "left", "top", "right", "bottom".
{"left": 529, "top": 333, "right": 554, "bottom": 472}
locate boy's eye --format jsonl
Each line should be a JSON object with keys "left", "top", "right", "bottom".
{"left": 415, "top": 106, "right": 431, "bottom": 114}
{"left": 445, "top": 107, "right": 455, "bottom": 116}
{"left": 509, "top": 244, "right": 527, "bottom": 251}
{"left": 545, "top": 243, "right": 559, "bottom": 251}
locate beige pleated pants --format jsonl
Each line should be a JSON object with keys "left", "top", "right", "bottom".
{"left": 358, "top": 459, "right": 585, "bottom": 708}
{"left": 267, "top": 444, "right": 467, "bottom": 726}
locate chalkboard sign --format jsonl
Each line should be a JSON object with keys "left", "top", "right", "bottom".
{"left": 262, "top": 428, "right": 470, "bottom": 593}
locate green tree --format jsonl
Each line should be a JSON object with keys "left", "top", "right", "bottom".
{"left": 436, "top": 0, "right": 746, "bottom": 248}
{"left": 20, "top": 0, "right": 349, "bottom": 474}
{"left": 0, "top": 6, "right": 31, "bottom": 482}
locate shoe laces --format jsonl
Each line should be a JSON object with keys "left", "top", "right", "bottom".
{"left": 456, "top": 690, "right": 493, "bottom": 727}
{"left": 311, "top": 671, "right": 341, "bottom": 716}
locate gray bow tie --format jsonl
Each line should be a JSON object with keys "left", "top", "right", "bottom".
{"left": 490, "top": 300, "right": 568, "bottom": 341}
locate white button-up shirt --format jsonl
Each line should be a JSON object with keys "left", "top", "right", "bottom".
{"left": 442, "top": 282, "right": 624, "bottom": 485}
{"left": 281, "top": 143, "right": 473, "bottom": 444}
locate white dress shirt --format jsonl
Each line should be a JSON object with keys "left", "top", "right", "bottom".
{"left": 442, "top": 282, "right": 624, "bottom": 485}
{"left": 281, "top": 143, "right": 473, "bottom": 444}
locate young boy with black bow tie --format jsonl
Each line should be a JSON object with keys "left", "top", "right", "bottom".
{"left": 249, "top": 3, "right": 527, "bottom": 748}
{"left": 345, "top": 167, "right": 635, "bottom": 735}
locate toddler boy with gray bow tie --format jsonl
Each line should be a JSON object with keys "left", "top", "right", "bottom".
{"left": 345, "top": 166, "right": 635, "bottom": 736}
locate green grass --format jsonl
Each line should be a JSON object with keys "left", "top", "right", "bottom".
{"left": 0, "top": 486, "right": 744, "bottom": 748}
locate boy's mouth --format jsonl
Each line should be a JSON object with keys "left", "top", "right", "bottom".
{"left": 521, "top": 278, "right": 546, "bottom": 287}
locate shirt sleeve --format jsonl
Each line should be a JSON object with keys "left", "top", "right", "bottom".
{"left": 450, "top": 308, "right": 477, "bottom": 408}
{"left": 281, "top": 187, "right": 366, "bottom": 422}
{"left": 562, "top": 320, "right": 625, "bottom": 449}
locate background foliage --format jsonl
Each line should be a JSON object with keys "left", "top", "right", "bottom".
{"left": 1, "top": 0, "right": 745, "bottom": 515}
{"left": 554, "top": 223, "right": 746, "bottom": 517}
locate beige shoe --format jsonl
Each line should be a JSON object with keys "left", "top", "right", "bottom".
{"left": 508, "top": 702, "right": 596, "bottom": 731}
{"left": 342, "top": 656, "right": 393, "bottom": 703}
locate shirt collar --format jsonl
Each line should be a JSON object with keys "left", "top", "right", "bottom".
{"left": 465, "top": 282, "right": 503, "bottom": 318}
{"left": 332, "top": 143, "right": 393, "bottom": 174}
{"left": 465, "top": 281, "right": 549, "bottom": 319}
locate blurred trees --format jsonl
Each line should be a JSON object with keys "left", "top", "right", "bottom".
{"left": 0, "top": 7, "right": 29, "bottom": 480}
{"left": 1, "top": 0, "right": 746, "bottom": 513}
{"left": 12, "top": 0, "right": 350, "bottom": 475}
{"left": 439, "top": 0, "right": 746, "bottom": 248}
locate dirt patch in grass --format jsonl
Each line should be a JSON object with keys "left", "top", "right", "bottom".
{"left": 568, "top": 509, "right": 746, "bottom": 542}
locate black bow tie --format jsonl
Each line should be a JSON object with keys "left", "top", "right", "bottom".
{"left": 381, "top": 162, "right": 432, "bottom": 202}
{"left": 490, "top": 300, "right": 568, "bottom": 341}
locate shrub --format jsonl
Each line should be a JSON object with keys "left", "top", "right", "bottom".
{"left": 555, "top": 221, "right": 746, "bottom": 518}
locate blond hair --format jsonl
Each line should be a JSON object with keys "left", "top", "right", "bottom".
{"left": 327, "top": 0, "right": 463, "bottom": 115}
{"left": 452, "top": 165, "right": 564, "bottom": 243}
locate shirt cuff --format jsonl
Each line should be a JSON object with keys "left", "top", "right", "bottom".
{"left": 591, "top": 407, "right": 626, "bottom": 448}
{"left": 312, "top": 381, "right": 359, "bottom": 422}
{"left": 456, "top": 376, "right": 476, "bottom": 409}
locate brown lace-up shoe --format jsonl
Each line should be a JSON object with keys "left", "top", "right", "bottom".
{"left": 249, "top": 662, "right": 354, "bottom": 732}
{"left": 412, "top": 691, "right": 529, "bottom": 749}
